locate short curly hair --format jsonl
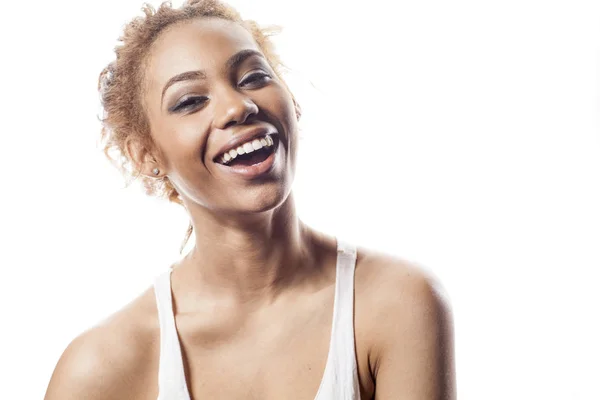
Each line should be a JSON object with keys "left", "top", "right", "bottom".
{"left": 98, "top": 0, "right": 296, "bottom": 252}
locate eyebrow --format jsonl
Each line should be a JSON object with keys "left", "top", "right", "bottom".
{"left": 160, "top": 49, "right": 265, "bottom": 105}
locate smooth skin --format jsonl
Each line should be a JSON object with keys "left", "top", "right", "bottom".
{"left": 45, "top": 18, "right": 455, "bottom": 400}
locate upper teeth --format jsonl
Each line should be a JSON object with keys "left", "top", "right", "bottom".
{"left": 220, "top": 135, "right": 274, "bottom": 164}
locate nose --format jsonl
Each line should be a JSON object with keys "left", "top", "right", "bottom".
{"left": 212, "top": 86, "right": 259, "bottom": 130}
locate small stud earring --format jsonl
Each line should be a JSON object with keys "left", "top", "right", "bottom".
{"left": 152, "top": 168, "right": 160, "bottom": 176}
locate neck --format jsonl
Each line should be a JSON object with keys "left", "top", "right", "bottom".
{"left": 179, "top": 193, "right": 319, "bottom": 303}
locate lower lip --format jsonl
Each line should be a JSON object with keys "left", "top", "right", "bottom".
{"left": 215, "top": 137, "right": 279, "bottom": 179}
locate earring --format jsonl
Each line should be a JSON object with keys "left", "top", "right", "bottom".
{"left": 152, "top": 168, "right": 160, "bottom": 176}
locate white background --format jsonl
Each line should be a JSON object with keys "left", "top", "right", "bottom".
{"left": 1, "top": 0, "right": 599, "bottom": 398}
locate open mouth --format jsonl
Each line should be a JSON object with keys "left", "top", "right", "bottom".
{"left": 227, "top": 146, "right": 272, "bottom": 166}
{"left": 215, "top": 134, "right": 278, "bottom": 167}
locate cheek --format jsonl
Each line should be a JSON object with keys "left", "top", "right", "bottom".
{"left": 154, "top": 117, "right": 211, "bottom": 165}
{"left": 261, "top": 84, "right": 297, "bottom": 132}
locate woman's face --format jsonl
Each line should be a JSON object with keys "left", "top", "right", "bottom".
{"left": 142, "top": 18, "right": 298, "bottom": 214}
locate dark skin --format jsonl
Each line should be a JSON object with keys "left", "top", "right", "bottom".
{"left": 45, "top": 18, "right": 456, "bottom": 400}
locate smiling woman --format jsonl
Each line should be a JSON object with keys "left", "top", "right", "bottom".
{"left": 95, "top": 1, "right": 301, "bottom": 252}
{"left": 43, "top": 1, "right": 455, "bottom": 399}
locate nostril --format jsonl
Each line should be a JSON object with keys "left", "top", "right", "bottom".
{"left": 223, "top": 120, "right": 237, "bottom": 130}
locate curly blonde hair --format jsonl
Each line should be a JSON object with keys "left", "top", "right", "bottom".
{"left": 98, "top": 0, "right": 297, "bottom": 253}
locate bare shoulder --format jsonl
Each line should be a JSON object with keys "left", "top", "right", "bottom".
{"left": 44, "top": 286, "right": 160, "bottom": 400}
{"left": 355, "top": 246, "right": 452, "bottom": 318}
{"left": 354, "top": 246, "right": 456, "bottom": 399}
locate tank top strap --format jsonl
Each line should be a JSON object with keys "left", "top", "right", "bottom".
{"left": 316, "top": 238, "right": 361, "bottom": 399}
{"left": 153, "top": 269, "right": 191, "bottom": 400}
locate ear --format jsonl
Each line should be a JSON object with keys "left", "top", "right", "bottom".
{"left": 125, "top": 137, "right": 162, "bottom": 178}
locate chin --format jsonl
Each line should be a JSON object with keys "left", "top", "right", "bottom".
{"left": 233, "top": 181, "right": 293, "bottom": 214}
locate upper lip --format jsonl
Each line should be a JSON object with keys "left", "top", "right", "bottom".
{"left": 213, "top": 125, "right": 278, "bottom": 162}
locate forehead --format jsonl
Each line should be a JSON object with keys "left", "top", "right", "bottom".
{"left": 145, "top": 18, "right": 261, "bottom": 87}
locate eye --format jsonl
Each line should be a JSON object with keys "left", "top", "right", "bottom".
{"left": 170, "top": 96, "right": 208, "bottom": 113}
{"left": 240, "top": 71, "right": 271, "bottom": 88}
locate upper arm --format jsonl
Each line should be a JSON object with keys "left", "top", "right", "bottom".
{"left": 371, "top": 266, "right": 456, "bottom": 400}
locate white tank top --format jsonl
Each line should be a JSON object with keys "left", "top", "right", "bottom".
{"left": 153, "top": 238, "right": 361, "bottom": 400}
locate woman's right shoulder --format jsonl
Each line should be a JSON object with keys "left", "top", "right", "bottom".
{"left": 44, "top": 284, "right": 161, "bottom": 400}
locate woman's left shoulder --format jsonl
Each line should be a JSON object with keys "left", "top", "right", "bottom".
{"left": 354, "top": 245, "right": 452, "bottom": 314}
{"left": 353, "top": 245, "right": 455, "bottom": 397}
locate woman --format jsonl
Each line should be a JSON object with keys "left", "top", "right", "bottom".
{"left": 45, "top": 0, "right": 455, "bottom": 398}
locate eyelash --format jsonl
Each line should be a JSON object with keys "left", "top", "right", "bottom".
{"left": 240, "top": 71, "right": 271, "bottom": 87}
{"left": 171, "top": 96, "right": 208, "bottom": 112}
{"left": 171, "top": 71, "right": 272, "bottom": 113}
